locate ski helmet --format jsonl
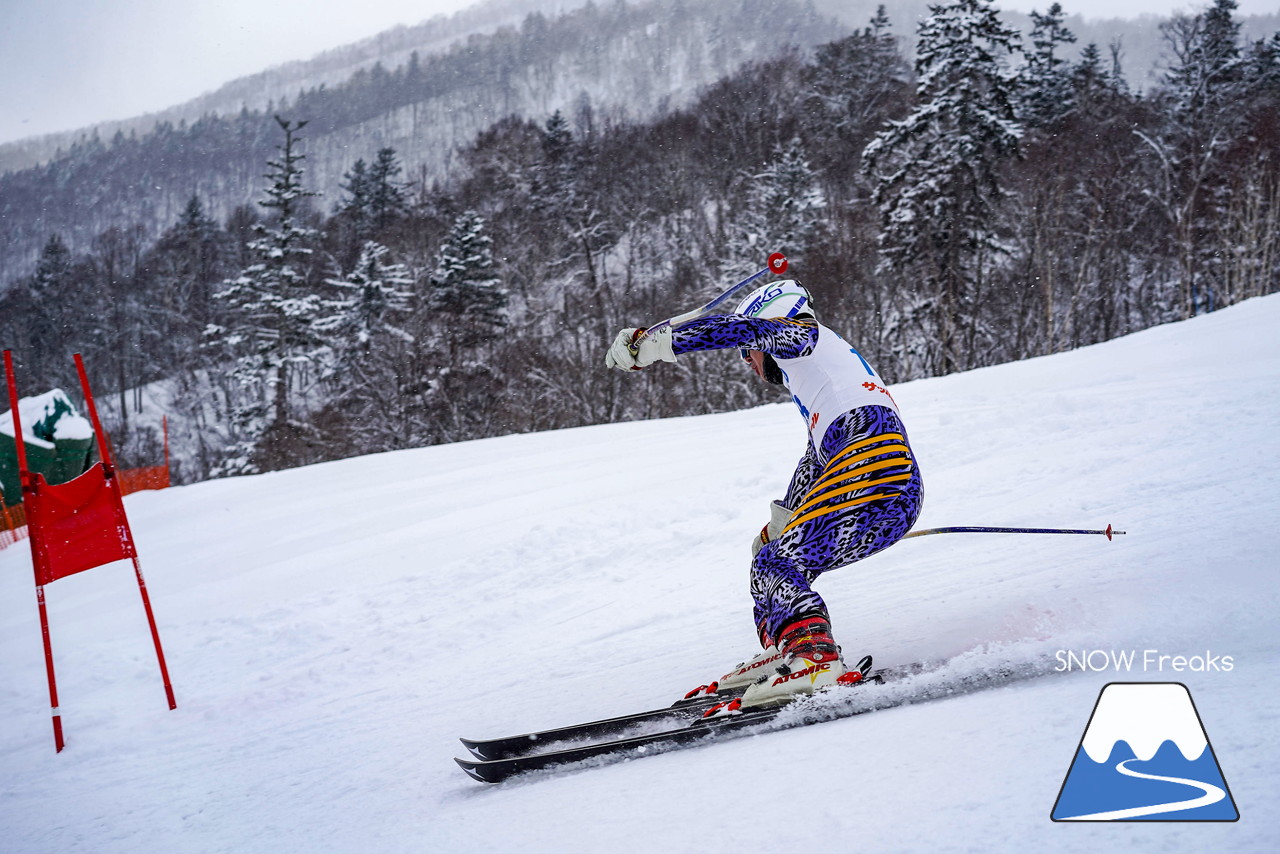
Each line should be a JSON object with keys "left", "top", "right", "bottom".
{"left": 733, "top": 280, "right": 814, "bottom": 321}
{"left": 734, "top": 280, "right": 812, "bottom": 385}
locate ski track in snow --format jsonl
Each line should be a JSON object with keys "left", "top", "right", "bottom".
{"left": 2, "top": 295, "right": 1279, "bottom": 853}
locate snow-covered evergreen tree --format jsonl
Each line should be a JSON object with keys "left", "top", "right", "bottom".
{"left": 337, "top": 158, "right": 373, "bottom": 238}
{"left": 808, "top": 5, "right": 909, "bottom": 137}
{"left": 156, "top": 196, "right": 223, "bottom": 323}
{"left": 22, "top": 235, "right": 78, "bottom": 384}
{"left": 1168, "top": 0, "right": 1245, "bottom": 117}
{"left": 367, "top": 148, "right": 410, "bottom": 231}
{"left": 430, "top": 210, "right": 508, "bottom": 349}
{"left": 1070, "top": 43, "right": 1116, "bottom": 117}
{"left": 337, "top": 148, "right": 410, "bottom": 244}
{"left": 538, "top": 111, "right": 576, "bottom": 206}
{"left": 728, "top": 136, "right": 826, "bottom": 273}
{"left": 862, "top": 0, "right": 1023, "bottom": 377}
{"left": 319, "top": 241, "right": 414, "bottom": 354}
{"left": 313, "top": 240, "right": 415, "bottom": 435}
{"left": 1155, "top": 0, "right": 1254, "bottom": 316}
{"left": 206, "top": 116, "right": 323, "bottom": 474}
{"left": 1019, "top": 3, "right": 1077, "bottom": 127}
{"left": 1243, "top": 31, "right": 1280, "bottom": 92}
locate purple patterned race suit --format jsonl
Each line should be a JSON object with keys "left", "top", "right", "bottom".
{"left": 672, "top": 313, "right": 923, "bottom": 646}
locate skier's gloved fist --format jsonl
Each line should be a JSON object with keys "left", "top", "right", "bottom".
{"left": 604, "top": 328, "right": 642, "bottom": 370}
{"left": 604, "top": 327, "right": 676, "bottom": 371}
{"left": 751, "top": 501, "right": 793, "bottom": 557}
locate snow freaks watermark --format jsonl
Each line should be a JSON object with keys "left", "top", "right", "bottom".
{"left": 1054, "top": 649, "right": 1234, "bottom": 673}
{"left": 1051, "top": 683, "right": 1239, "bottom": 821}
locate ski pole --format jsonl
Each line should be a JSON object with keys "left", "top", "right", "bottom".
{"left": 630, "top": 253, "right": 789, "bottom": 353}
{"left": 904, "top": 524, "right": 1125, "bottom": 541}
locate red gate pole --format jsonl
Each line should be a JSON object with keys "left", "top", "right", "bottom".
{"left": 35, "top": 585, "right": 65, "bottom": 751}
{"left": 73, "top": 354, "right": 177, "bottom": 711}
{"left": 162, "top": 414, "right": 171, "bottom": 488}
{"left": 4, "top": 350, "right": 65, "bottom": 750}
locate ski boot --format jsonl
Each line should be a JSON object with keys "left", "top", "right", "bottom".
{"left": 679, "top": 644, "right": 786, "bottom": 704}
{"left": 738, "top": 616, "right": 862, "bottom": 709}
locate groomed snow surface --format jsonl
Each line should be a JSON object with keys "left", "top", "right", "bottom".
{"left": 3, "top": 295, "right": 1278, "bottom": 853}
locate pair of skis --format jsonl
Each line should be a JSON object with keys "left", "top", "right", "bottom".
{"left": 454, "top": 654, "right": 1059, "bottom": 783}
{"left": 456, "top": 656, "right": 884, "bottom": 784}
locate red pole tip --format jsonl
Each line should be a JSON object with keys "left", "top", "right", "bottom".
{"left": 767, "top": 252, "right": 788, "bottom": 274}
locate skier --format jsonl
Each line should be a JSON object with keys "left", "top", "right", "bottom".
{"left": 604, "top": 280, "right": 922, "bottom": 708}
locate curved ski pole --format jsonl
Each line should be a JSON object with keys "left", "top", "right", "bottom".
{"left": 629, "top": 253, "right": 788, "bottom": 355}
{"left": 904, "top": 524, "right": 1125, "bottom": 541}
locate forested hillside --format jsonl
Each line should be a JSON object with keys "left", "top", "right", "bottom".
{"left": 0, "top": 0, "right": 842, "bottom": 284}
{"left": 0, "top": 0, "right": 579, "bottom": 176}
{"left": 1, "top": 0, "right": 1276, "bottom": 485}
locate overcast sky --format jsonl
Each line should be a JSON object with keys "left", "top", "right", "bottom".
{"left": 0, "top": 0, "right": 480, "bottom": 145}
{"left": 1, "top": 0, "right": 1277, "bottom": 147}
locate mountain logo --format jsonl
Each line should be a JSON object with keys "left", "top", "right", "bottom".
{"left": 1051, "top": 682, "right": 1239, "bottom": 822}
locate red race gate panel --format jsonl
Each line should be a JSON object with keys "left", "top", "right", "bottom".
{"left": 26, "top": 464, "right": 135, "bottom": 585}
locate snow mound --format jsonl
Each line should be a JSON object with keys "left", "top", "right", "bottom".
{"left": 1, "top": 388, "right": 93, "bottom": 447}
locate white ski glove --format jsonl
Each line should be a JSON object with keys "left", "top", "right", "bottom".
{"left": 604, "top": 327, "right": 677, "bottom": 371}
{"left": 751, "top": 501, "right": 793, "bottom": 557}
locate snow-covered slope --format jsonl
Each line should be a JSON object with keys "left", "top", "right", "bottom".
{"left": 2, "top": 295, "right": 1278, "bottom": 852}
